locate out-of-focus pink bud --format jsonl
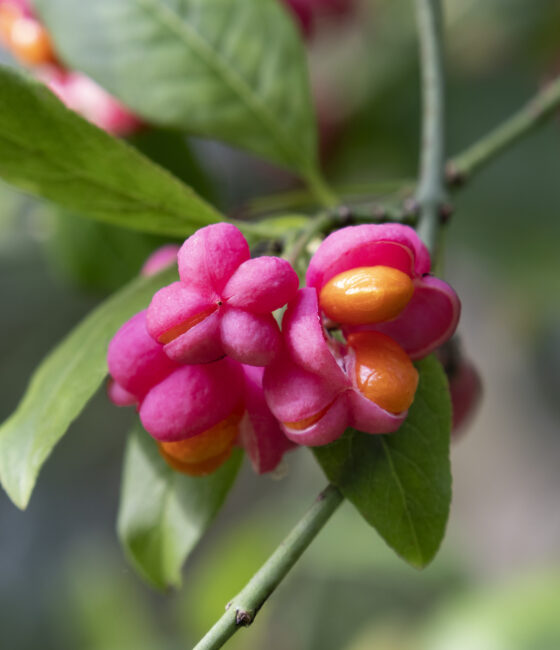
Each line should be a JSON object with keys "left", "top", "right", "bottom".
{"left": 147, "top": 223, "right": 299, "bottom": 366}
{"left": 0, "top": 0, "right": 32, "bottom": 16}
{"left": 283, "top": 0, "right": 355, "bottom": 37}
{"left": 449, "top": 360, "right": 482, "bottom": 434}
{"left": 43, "top": 69, "right": 142, "bottom": 136}
{"left": 436, "top": 339, "right": 482, "bottom": 437}
{"left": 140, "top": 244, "right": 180, "bottom": 277}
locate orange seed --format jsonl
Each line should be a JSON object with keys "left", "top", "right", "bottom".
{"left": 159, "top": 446, "right": 233, "bottom": 477}
{"left": 348, "top": 331, "right": 418, "bottom": 414}
{"left": 320, "top": 266, "right": 414, "bottom": 326}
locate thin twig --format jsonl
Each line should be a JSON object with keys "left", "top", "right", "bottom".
{"left": 414, "top": 0, "right": 447, "bottom": 257}
{"left": 447, "top": 75, "right": 560, "bottom": 183}
{"left": 193, "top": 484, "right": 343, "bottom": 650}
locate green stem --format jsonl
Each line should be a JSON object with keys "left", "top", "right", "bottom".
{"left": 448, "top": 75, "right": 560, "bottom": 182}
{"left": 193, "top": 484, "right": 343, "bottom": 650}
{"left": 246, "top": 179, "right": 411, "bottom": 217}
{"left": 414, "top": 0, "right": 446, "bottom": 257}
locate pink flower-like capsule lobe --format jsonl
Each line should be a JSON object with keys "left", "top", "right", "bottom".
{"left": 263, "top": 289, "right": 411, "bottom": 446}
{"left": 157, "top": 364, "right": 295, "bottom": 475}
{"left": 306, "top": 224, "right": 461, "bottom": 360}
{"left": 107, "top": 310, "right": 179, "bottom": 402}
{"left": 44, "top": 70, "right": 142, "bottom": 136}
{"left": 147, "top": 223, "right": 299, "bottom": 367}
{"left": 158, "top": 367, "right": 295, "bottom": 476}
{"left": 0, "top": 0, "right": 55, "bottom": 65}
{"left": 141, "top": 245, "right": 180, "bottom": 277}
{"left": 107, "top": 311, "right": 244, "bottom": 443}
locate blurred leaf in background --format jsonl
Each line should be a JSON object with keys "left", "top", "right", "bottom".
{"left": 35, "top": 0, "right": 319, "bottom": 175}
{"left": 53, "top": 543, "right": 173, "bottom": 650}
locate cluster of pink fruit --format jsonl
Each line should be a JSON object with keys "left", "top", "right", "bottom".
{"left": 0, "top": 0, "right": 140, "bottom": 135}
{"left": 107, "top": 222, "right": 461, "bottom": 476}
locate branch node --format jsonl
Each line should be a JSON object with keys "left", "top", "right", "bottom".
{"left": 445, "top": 162, "right": 466, "bottom": 187}
{"left": 439, "top": 202, "right": 454, "bottom": 223}
{"left": 403, "top": 197, "right": 419, "bottom": 216}
{"left": 235, "top": 609, "right": 254, "bottom": 626}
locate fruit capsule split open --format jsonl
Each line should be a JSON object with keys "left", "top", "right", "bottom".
{"left": 348, "top": 331, "right": 418, "bottom": 414}
{"left": 158, "top": 408, "right": 241, "bottom": 476}
{"left": 283, "top": 402, "right": 334, "bottom": 432}
{"left": 319, "top": 265, "right": 414, "bottom": 326}
{"left": 157, "top": 305, "right": 217, "bottom": 344}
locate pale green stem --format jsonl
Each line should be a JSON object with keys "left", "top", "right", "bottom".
{"left": 193, "top": 484, "right": 343, "bottom": 650}
{"left": 246, "top": 179, "right": 410, "bottom": 217}
{"left": 448, "top": 75, "right": 560, "bottom": 182}
{"left": 414, "top": 0, "right": 446, "bottom": 257}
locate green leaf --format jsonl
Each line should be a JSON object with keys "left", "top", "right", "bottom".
{"left": 314, "top": 356, "right": 452, "bottom": 569}
{"left": 0, "top": 266, "right": 178, "bottom": 510}
{"left": 0, "top": 65, "right": 222, "bottom": 237}
{"left": 34, "top": 0, "right": 318, "bottom": 174}
{"left": 118, "top": 422, "right": 243, "bottom": 589}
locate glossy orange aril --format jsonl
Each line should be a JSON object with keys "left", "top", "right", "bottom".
{"left": 159, "top": 410, "right": 241, "bottom": 464}
{"left": 159, "top": 446, "right": 233, "bottom": 477}
{"left": 158, "top": 409, "right": 241, "bottom": 476}
{"left": 348, "top": 331, "right": 418, "bottom": 414}
{"left": 320, "top": 266, "right": 414, "bottom": 326}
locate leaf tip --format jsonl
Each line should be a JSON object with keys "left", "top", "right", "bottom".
{"left": 0, "top": 465, "right": 33, "bottom": 511}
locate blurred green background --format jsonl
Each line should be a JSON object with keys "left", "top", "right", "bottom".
{"left": 1, "top": 0, "right": 560, "bottom": 648}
